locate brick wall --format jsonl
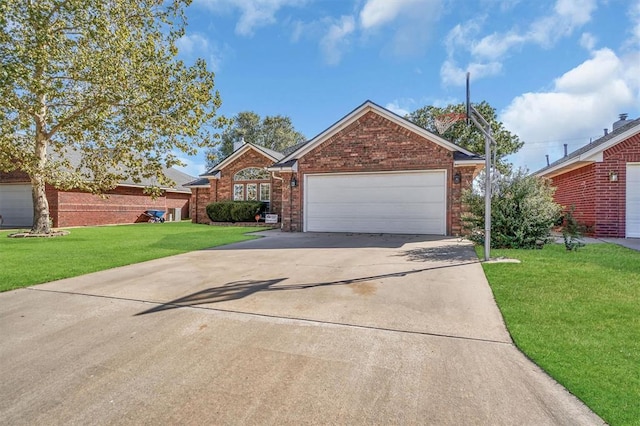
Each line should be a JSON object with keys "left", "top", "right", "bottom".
{"left": 551, "top": 164, "right": 596, "bottom": 232}
{"left": 52, "top": 186, "right": 190, "bottom": 227}
{"left": 283, "top": 110, "right": 473, "bottom": 234}
{"left": 193, "top": 147, "right": 281, "bottom": 224}
{"left": 551, "top": 132, "right": 640, "bottom": 237}
{"left": 191, "top": 186, "right": 214, "bottom": 224}
{"left": 216, "top": 149, "right": 275, "bottom": 202}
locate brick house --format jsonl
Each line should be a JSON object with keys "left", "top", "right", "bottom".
{"left": 536, "top": 115, "right": 640, "bottom": 238}
{"left": 188, "top": 101, "right": 484, "bottom": 235}
{"left": 0, "top": 167, "right": 193, "bottom": 228}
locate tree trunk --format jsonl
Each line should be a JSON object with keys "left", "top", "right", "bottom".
{"left": 31, "top": 173, "right": 51, "bottom": 234}
{"left": 31, "top": 103, "right": 51, "bottom": 234}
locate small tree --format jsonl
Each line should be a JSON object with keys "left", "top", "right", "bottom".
{"left": 463, "top": 169, "right": 562, "bottom": 249}
{"left": 562, "top": 206, "right": 586, "bottom": 251}
{"left": 407, "top": 102, "right": 523, "bottom": 174}
{"left": 206, "top": 111, "right": 305, "bottom": 166}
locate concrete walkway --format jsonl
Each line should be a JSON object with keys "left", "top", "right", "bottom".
{"left": 0, "top": 231, "right": 604, "bottom": 425}
{"left": 601, "top": 237, "right": 640, "bottom": 251}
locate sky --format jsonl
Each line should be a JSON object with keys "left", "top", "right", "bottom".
{"left": 173, "top": 0, "right": 640, "bottom": 177}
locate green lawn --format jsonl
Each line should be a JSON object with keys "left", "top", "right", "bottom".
{"left": 479, "top": 243, "right": 640, "bottom": 426}
{"left": 0, "top": 222, "right": 267, "bottom": 292}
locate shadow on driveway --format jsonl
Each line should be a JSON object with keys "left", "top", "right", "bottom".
{"left": 208, "top": 230, "right": 454, "bottom": 250}
{"left": 398, "top": 243, "right": 479, "bottom": 263}
{"left": 135, "top": 260, "right": 479, "bottom": 316}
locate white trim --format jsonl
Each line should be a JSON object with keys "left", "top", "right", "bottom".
{"left": 303, "top": 169, "right": 447, "bottom": 234}
{"left": 537, "top": 122, "right": 640, "bottom": 178}
{"left": 279, "top": 101, "right": 477, "bottom": 164}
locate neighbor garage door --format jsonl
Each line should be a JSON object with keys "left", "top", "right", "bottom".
{"left": 305, "top": 171, "right": 446, "bottom": 234}
{"left": 627, "top": 163, "right": 640, "bottom": 238}
{"left": 0, "top": 184, "right": 33, "bottom": 227}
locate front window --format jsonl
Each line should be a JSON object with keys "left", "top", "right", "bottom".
{"left": 233, "top": 184, "right": 244, "bottom": 201}
{"left": 246, "top": 183, "right": 257, "bottom": 201}
{"left": 234, "top": 168, "right": 269, "bottom": 181}
{"left": 260, "top": 183, "right": 270, "bottom": 202}
{"left": 232, "top": 167, "right": 269, "bottom": 202}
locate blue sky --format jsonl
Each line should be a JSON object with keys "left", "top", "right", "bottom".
{"left": 173, "top": 0, "right": 640, "bottom": 176}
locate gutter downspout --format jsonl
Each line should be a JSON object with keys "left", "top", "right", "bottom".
{"left": 271, "top": 172, "right": 284, "bottom": 229}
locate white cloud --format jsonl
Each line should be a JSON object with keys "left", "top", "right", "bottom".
{"left": 195, "top": 0, "right": 307, "bottom": 36}
{"left": 360, "top": 0, "right": 422, "bottom": 29}
{"left": 385, "top": 101, "right": 411, "bottom": 117}
{"left": 443, "top": 0, "right": 598, "bottom": 86}
{"left": 440, "top": 60, "right": 502, "bottom": 86}
{"left": 501, "top": 48, "right": 638, "bottom": 171}
{"left": 176, "top": 34, "right": 229, "bottom": 72}
{"left": 579, "top": 32, "right": 596, "bottom": 50}
{"left": 628, "top": 1, "right": 640, "bottom": 46}
{"left": 359, "top": 0, "right": 443, "bottom": 57}
{"left": 319, "top": 16, "right": 356, "bottom": 66}
{"left": 471, "top": 32, "right": 526, "bottom": 59}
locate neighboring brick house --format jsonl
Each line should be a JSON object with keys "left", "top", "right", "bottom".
{"left": 0, "top": 167, "right": 193, "bottom": 228}
{"left": 188, "top": 101, "right": 484, "bottom": 235}
{"left": 536, "top": 115, "right": 640, "bottom": 238}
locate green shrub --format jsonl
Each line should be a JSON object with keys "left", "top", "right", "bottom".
{"left": 206, "top": 201, "right": 233, "bottom": 222}
{"left": 562, "top": 205, "right": 586, "bottom": 251}
{"left": 462, "top": 169, "right": 562, "bottom": 249}
{"left": 206, "top": 201, "right": 265, "bottom": 222}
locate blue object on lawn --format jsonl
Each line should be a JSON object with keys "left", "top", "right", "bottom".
{"left": 145, "top": 210, "right": 165, "bottom": 223}
{"left": 145, "top": 210, "right": 165, "bottom": 219}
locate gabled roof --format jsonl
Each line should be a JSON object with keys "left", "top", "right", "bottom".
{"left": 46, "top": 147, "right": 194, "bottom": 193}
{"left": 183, "top": 177, "right": 210, "bottom": 188}
{"left": 201, "top": 142, "right": 284, "bottom": 178}
{"left": 270, "top": 100, "right": 483, "bottom": 170}
{"left": 535, "top": 117, "right": 640, "bottom": 178}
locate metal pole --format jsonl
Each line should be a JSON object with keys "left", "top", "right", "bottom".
{"left": 484, "top": 125, "right": 491, "bottom": 262}
{"left": 467, "top": 106, "right": 493, "bottom": 261}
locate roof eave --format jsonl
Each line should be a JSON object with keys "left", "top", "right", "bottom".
{"left": 277, "top": 101, "right": 479, "bottom": 165}
{"left": 536, "top": 121, "right": 640, "bottom": 177}
{"left": 267, "top": 160, "right": 298, "bottom": 172}
{"left": 203, "top": 144, "right": 281, "bottom": 176}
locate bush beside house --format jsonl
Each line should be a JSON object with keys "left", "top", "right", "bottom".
{"left": 463, "top": 170, "right": 562, "bottom": 249}
{"left": 206, "top": 201, "right": 266, "bottom": 222}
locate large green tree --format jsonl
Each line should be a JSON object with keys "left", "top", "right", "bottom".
{"left": 207, "top": 111, "right": 305, "bottom": 165}
{"left": 407, "top": 101, "right": 523, "bottom": 172}
{"left": 0, "top": 0, "right": 223, "bottom": 234}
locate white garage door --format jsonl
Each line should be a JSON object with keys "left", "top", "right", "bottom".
{"left": 627, "top": 163, "right": 640, "bottom": 238}
{"left": 305, "top": 171, "right": 446, "bottom": 235}
{"left": 0, "top": 184, "right": 33, "bottom": 227}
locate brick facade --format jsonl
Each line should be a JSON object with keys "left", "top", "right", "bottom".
{"left": 551, "top": 132, "right": 640, "bottom": 237}
{"left": 193, "top": 147, "right": 283, "bottom": 224}
{"left": 51, "top": 186, "right": 189, "bottom": 227}
{"left": 280, "top": 111, "right": 480, "bottom": 235}
{"left": 0, "top": 172, "right": 190, "bottom": 227}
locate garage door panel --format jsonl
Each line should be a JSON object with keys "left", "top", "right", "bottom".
{"left": 305, "top": 172, "right": 446, "bottom": 235}
{"left": 627, "top": 164, "right": 640, "bottom": 238}
{"left": 307, "top": 202, "right": 443, "bottom": 218}
{"left": 0, "top": 184, "right": 33, "bottom": 227}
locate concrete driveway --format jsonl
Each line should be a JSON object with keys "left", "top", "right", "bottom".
{"left": 0, "top": 231, "right": 603, "bottom": 425}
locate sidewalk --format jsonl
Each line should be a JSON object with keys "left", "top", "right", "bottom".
{"left": 553, "top": 234, "right": 640, "bottom": 252}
